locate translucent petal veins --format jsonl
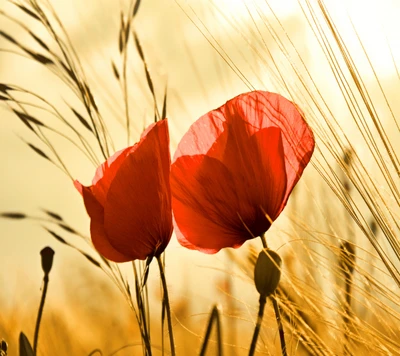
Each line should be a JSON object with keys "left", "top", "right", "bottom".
{"left": 171, "top": 91, "right": 315, "bottom": 253}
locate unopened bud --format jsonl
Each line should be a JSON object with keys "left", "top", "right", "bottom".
{"left": 254, "top": 249, "right": 282, "bottom": 298}
{"left": 0, "top": 339, "right": 7, "bottom": 353}
{"left": 40, "top": 247, "right": 55, "bottom": 275}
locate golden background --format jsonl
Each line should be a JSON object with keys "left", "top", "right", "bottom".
{"left": 1, "top": 0, "right": 400, "bottom": 354}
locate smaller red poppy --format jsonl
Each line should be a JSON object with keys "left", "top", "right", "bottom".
{"left": 75, "top": 120, "right": 172, "bottom": 262}
{"left": 171, "top": 91, "right": 315, "bottom": 254}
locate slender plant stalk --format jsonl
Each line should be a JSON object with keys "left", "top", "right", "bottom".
{"left": 260, "top": 233, "right": 267, "bottom": 249}
{"left": 342, "top": 168, "right": 355, "bottom": 355}
{"left": 199, "top": 305, "right": 223, "bottom": 356}
{"left": 340, "top": 241, "right": 355, "bottom": 355}
{"left": 343, "top": 275, "right": 352, "bottom": 356}
{"left": 248, "top": 296, "right": 267, "bottom": 356}
{"left": 257, "top": 234, "right": 287, "bottom": 356}
{"left": 33, "top": 275, "right": 49, "bottom": 355}
{"left": 248, "top": 233, "right": 268, "bottom": 356}
{"left": 132, "top": 262, "right": 152, "bottom": 356}
{"left": 271, "top": 294, "right": 287, "bottom": 356}
{"left": 161, "top": 299, "right": 165, "bottom": 356}
{"left": 157, "top": 255, "right": 175, "bottom": 356}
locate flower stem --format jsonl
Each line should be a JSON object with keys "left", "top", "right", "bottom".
{"left": 199, "top": 305, "right": 222, "bottom": 356}
{"left": 33, "top": 275, "right": 49, "bottom": 355}
{"left": 248, "top": 296, "right": 266, "bottom": 356}
{"left": 271, "top": 293, "right": 287, "bottom": 356}
{"left": 132, "top": 262, "right": 152, "bottom": 356}
{"left": 156, "top": 256, "right": 175, "bottom": 356}
{"left": 260, "top": 233, "right": 267, "bottom": 248}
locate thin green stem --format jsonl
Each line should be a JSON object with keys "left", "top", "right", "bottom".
{"left": 199, "top": 305, "right": 222, "bottom": 356}
{"left": 271, "top": 294, "right": 287, "bottom": 356}
{"left": 161, "top": 299, "right": 165, "bottom": 356}
{"left": 157, "top": 255, "right": 175, "bottom": 356}
{"left": 132, "top": 262, "right": 152, "bottom": 356}
{"left": 248, "top": 296, "right": 266, "bottom": 356}
{"left": 260, "top": 233, "right": 267, "bottom": 248}
{"left": 33, "top": 275, "right": 49, "bottom": 355}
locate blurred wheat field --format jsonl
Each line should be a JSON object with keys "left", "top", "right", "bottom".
{"left": 1, "top": 0, "right": 400, "bottom": 355}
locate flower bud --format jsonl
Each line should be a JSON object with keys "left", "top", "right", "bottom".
{"left": 254, "top": 249, "right": 282, "bottom": 298}
{"left": 40, "top": 247, "right": 55, "bottom": 275}
{"left": 0, "top": 339, "right": 7, "bottom": 353}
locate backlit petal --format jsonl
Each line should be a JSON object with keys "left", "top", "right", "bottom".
{"left": 224, "top": 91, "right": 314, "bottom": 204}
{"left": 104, "top": 120, "right": 172, "bottom": 260}
{"left": 250, "top": 127, "right": 287, "bottom": 222}
{"left": 80, "top": 184, "right": 131, "bottom": 262}
{"left": 172, "top": 155, "right": 248, "bottom": 253}
{"left": 171, "top": 91, "right": 314, "bottom": 253}
{"left": 91, "top": 145, "right": 137, "bottom": 205}
{"left": 174, "top": 109, "right": 226, "bottom": 158}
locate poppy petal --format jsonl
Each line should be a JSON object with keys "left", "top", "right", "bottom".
{"left": 74, "top": 179, "right": 83, "bottom": 196}
{"left": 250, "top": 127, "right": 287, "bottom": 222}
{"left": 79, "top": 184, "right": 131, "bottom": 262}
{"left": 104, "top": 120, "right": 172, "bottom": 260}
{"left": 172, "top": 154, "right": 250, "bottom": 253}
{"left": 171, "top": 91, "right": 314, "bottom": 253}
{"left": 91, "top": 145, "right": 137, "bottom": 205}
{"left": 224, "top": 91, "right": 314, "bottom": 204}
{"left": 173, "top": 109, "right": 226, "bottom": 158}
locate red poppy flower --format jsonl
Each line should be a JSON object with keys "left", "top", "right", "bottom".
{"left": 74, "top": 120, "right": 172, "bottom": 262}
{"left": 171, "top": 91, "right": 315, "bottom": 254}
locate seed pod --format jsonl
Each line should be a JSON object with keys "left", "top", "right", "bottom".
{"left": 40, "top": 247, "right": 55, "bottom": 276}
{"left": 254, "top": 249, "right": 282, "bottom": 298}
{"left": 0, "top": 339, "right": 7, "bottom": 354}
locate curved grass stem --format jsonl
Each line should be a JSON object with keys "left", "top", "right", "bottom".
{"left": 199, "top": 305, "right": 223, "bottom": 356}
{"left": 248, "top": 296, "right": 266, "bottom": 356}
{"left": 272, "top": 293, "right": 287, "bottom": 356}
{"left": 33, "top": 275, "right": 49, "bottom": 355}
{"left": 260, "top": 233, "right": 267, "bottom": 248}
{"left": 157, "top": 255, "right": 175, "bottom": 356}
{"left": 132, "top": 262, "right": 152, "bottom": 356}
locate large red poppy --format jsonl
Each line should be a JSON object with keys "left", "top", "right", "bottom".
{"left": 74, "top": 120, "right": 172, "bottom": 262}
{"left": 171, "top": 91, "right": 315, "bottom": 254}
